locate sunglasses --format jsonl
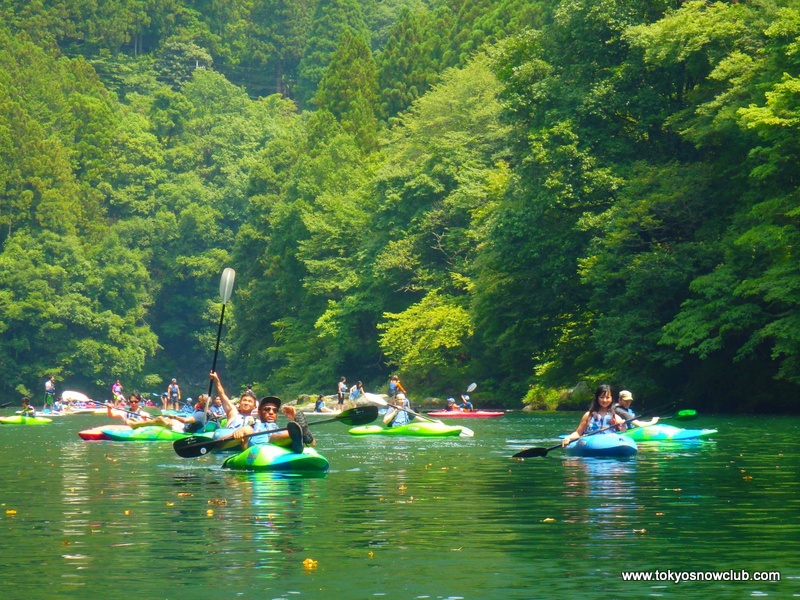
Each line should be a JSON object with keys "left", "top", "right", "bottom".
{"left": 261, "top": 406, "right": 278, "bottom": 414}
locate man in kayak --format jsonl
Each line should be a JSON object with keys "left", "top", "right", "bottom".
{"left": 459, "top": 394, "right": 474, "bottom": 412}
{"left": 210, "top": 371, "right": 314, "bottom": 451}
{"left": 614, "top": 390, "right": 659, "bottom": 428}
{"left": 107, "top": 392, "right": 152, "bottom": 422}
{"left": 20, "top": 397, "right": 36, "bottom": 416}
{"left": 111, "top": 393, "right": 210, "bottom": 433}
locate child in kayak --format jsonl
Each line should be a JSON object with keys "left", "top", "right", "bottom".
{"left": 561, "top": 384, "right": 627, "bottom": 447}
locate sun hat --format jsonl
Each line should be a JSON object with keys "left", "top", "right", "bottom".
{"left": 618, "top": 390, "right": 633, "bottom": 402}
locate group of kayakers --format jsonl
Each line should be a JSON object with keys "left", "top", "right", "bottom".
{"left": 561, "top": 385, "right": 656, "bottom": 447}
{"left": 105, "top": 372, "right": 314, "bottom": 454}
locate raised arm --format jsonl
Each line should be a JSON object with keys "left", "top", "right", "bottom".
{"left": 211, "top": 371, "right": 236, "bottom": 421}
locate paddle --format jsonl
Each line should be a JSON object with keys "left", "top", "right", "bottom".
{"left": 363, "top": 393, "right": 475, "bottom": 438}
{"left": 512, "top": 402, "right": 675, "bottom": 458}
{"left": 173, "top": 405, "right": 379, "bottom": 458}
{"left": 206, "top": 268, "right": 236, "bottom": 423}
{"left": 0, "top": 402, "right": 12, "bottom": 409}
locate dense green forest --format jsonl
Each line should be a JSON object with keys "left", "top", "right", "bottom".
{"left": 1, "top": 0, "right": 798, "bottom": 412}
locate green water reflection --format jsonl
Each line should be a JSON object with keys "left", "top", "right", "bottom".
{"left": 0, "top": 411, "right": 797, "bottom": 599}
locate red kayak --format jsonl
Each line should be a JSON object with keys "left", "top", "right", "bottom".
{"left": 78, "top": 424, "right": 130, "bottom": 440}
{"left": 427, "top": 410, "right": 504, "bottom": 418}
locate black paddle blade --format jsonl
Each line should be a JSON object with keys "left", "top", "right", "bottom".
{"left": 173, "top": 436, "right": 216, "bottom": 459}
{"left": 337, "top": 405, "right": 379, "bottom": 425}
{"left": 512, "top": 444, "right": 560, "bottom": 459}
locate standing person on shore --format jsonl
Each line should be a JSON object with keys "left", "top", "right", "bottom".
{"left": 388, "top": 375, "right": 406, "bottom": 401}
{"left": 337, "top": 377, "right": 347, "bottom": 411}
{"left": 167, "top": 378, "right": 181, "bottom": 411}
{"left": 44, "top": 376, "right": 56, "bottom": 410}
{"left": 349, "top": 381, "right": 364, "bottom": 402}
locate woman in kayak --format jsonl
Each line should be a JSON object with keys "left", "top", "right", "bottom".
{"left": 384, "top": 393, "right": 413, "bottom": 427}
{"left": 613, "top": 390, "right": 659, "bottom": 428}
{"left": 107, "top": 392, "right": 152, "bottom": 422}
{"left": 561, "top": 384, "right": 628, "bottom": 447}
{"left": 445, "top": 398, "right": 462, "bottom": 412}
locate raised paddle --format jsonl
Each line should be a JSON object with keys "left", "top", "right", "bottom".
{"left": 363, "top": 393, "right": 475, "bottom": 437}
{"left": 512, "top": 402, "right": 675, "bottom": 458}
{"left": 0, "top": 402, "right": 12, "bottom": 409}
{"left": 173, "top": 405, "right": 379, "bottom": 458}
{"left": 206, "top": 268, "right": 236, "bottom": 421}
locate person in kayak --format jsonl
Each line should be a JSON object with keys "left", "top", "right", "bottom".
{"left": 209, "top": 370, "right": 313, "bottom": 448}
{"left": 561, "top": 384, "right": 628, "bottom": 447}
{"left": 613, "top": 390, "right": 659, "bottom": 428}
{"left": 232, "top": 396, "right": 314, "bottom": 453}
{"left": 383, "top": 393, "right": 413, "bottom": 427}
{"left": 459, "top": 394, "right": 474, "bottom": 412}
{"left": 107, "top": 392, "right": 152, "bottom": 422}
{"left": 20, "top": 397, "right": 35, "bottom": 416}
{"left": 209, "top": 395, "right": 226, "bottom": 419}
{"left": 445, "top": 398, "right": 462, "bottom": 412}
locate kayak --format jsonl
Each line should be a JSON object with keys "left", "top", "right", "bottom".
{"left": 625, "top": 424, "right": 718, "bottom": 442}
{"left": 16, "top": 410, "right": 67, "bottom": 417}
{"left": 78, "top": 424, "right": 130, "bottom": 440}
{"left": 349, "top": 422, "right": 464, "bottom": 437}
{"left": 101, "top": 425, "right": 191, "bottom": 442}
{"left": 222, "top": 443, "right": 329, "bottom": 472}
{"left": 0, "top": 415, "right": 53, "bottom": 425}
{"left": 62, "top": 390, "right": 92, "bottom": 403}
{"left": 564, "top": 434, "right": 638, "bottom": 458}
{"left": 427, "top": 410, "right": 504, "bottom": 418}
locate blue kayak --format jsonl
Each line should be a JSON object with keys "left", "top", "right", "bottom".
{"left": 564, "top": 434, "right": 638, "bottom": 458}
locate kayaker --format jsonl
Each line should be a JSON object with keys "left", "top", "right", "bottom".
{"left": 126, "top": 395, "right": 209, "bottom": 433}
{"left": 211, "top": 371, "right": 256, "bottom": 429}
{"left": 20, "top": 397, "right": 35, "bottom": 416}
{"left": 445, "top": 398, "right": 462, "bottom": 412}
{"left": 614, "top": 390, "right": 659, "bottom": 428}
{"left": 561, "top": 384, "right": 627, "bottom": 447}
{"left": 384, "top": 393, "right": 413, "bottom": 427}
{"left": 459, "top": 394, "right": 474, "bottom": 412}
{"left": 209, "top": 395, "right": 226, "bottom": 419}
{"left": 107, "top": 392, "right": 152, "bottom": 423}
{"left": 232, "top": 396, "right": 314, "bottom": 453}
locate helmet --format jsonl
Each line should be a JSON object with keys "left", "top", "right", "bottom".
{"left": 447, "top": 398, "right": 456, "bottom": 403}
{"left": 462, "top": 395, "right": 470, "bottom": 401}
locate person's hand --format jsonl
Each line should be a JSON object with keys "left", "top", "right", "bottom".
{"left": 282, "top": 405, "right": 296, "bottom": 420}
{"left": 562, "top": 436, "right": 573, "bottom": 447}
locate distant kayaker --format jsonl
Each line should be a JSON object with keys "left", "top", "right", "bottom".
{"left": 125, "top": 395, "right": 209, "bottom": 433}
{"left": 209, "top": 395, "right": 226, "bottom": 419}
{"left": 384, "top": 393, "right": 413, "bottom": 427}
{"left": 445, "top": 398, "right": 462, "bottom": 412}
{"left": 614, "top": 390, "right": 659, "bottom": 428}
{"left": 459, "top": 394, "right": 474, "bottom": 412}
{"left": 562, "top": 384, "right": 627, "bottom": 447}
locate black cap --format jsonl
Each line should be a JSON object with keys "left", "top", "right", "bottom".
{"left": 259, "top": 396, "right": 282, "bottom": 410}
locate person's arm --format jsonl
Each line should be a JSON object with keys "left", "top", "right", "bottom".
{"left": 633, "top": 416, "right": 659, "bottom": 427}
{"left": 383, "top": 408, "right": 398, "bottom": 426}
{"left": 211, "top": 372, "right": 237, "bottom": 421}
{"left": 562, "top": 412, "right": 590, "bottom": 446}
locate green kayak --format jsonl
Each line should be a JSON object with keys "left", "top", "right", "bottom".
{"left": 0, "top": 415, "right": 52, "bottom": 425}
{"left": 349, "top": 422, "right": 464, "bottom": 437}
{"left": 221, "top": 443, "right": 329, "bottom": 472}
{"left": 624, "top": 424, "right": 717, "bottom": 441}
{"left": 101, "top": 425, "right": 191, "bottom": 441}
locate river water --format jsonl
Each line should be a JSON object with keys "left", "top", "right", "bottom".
{"left": 0, "top": 410, "right": 797, "bottom": 599}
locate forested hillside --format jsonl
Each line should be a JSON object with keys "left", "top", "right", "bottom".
{"left": 1, "top": 0, "right": 798, "bottom": 412}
